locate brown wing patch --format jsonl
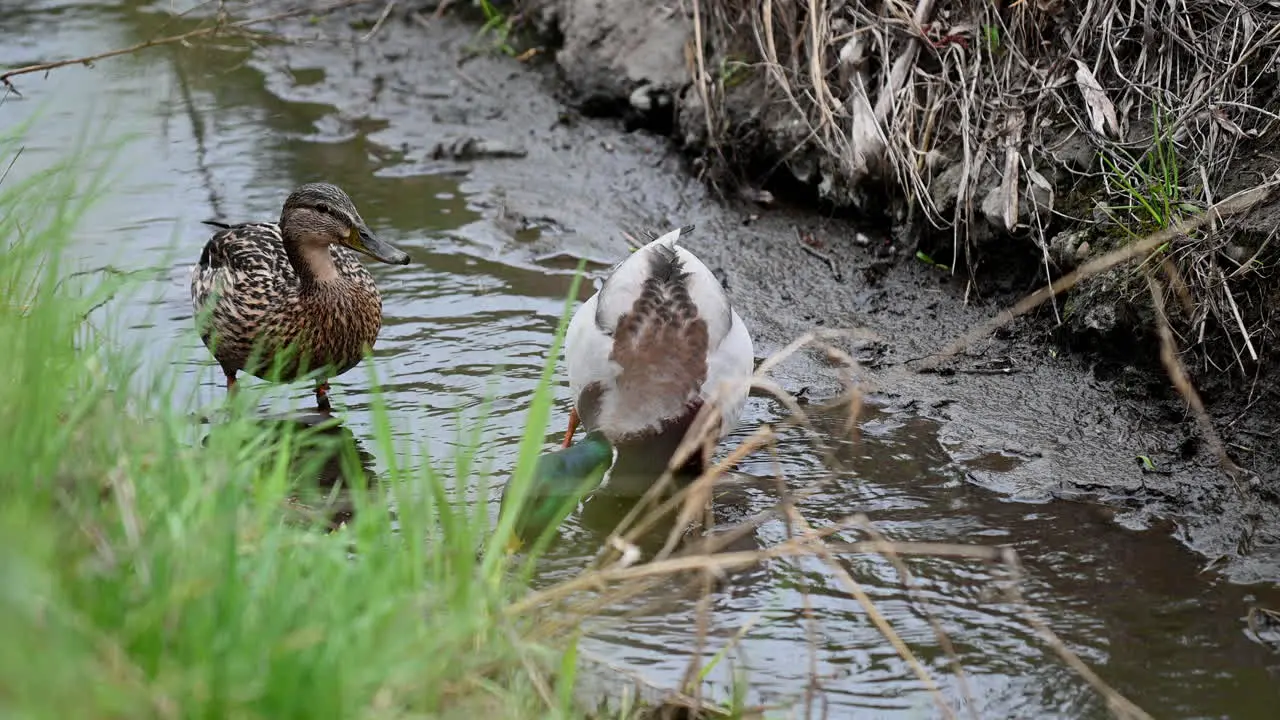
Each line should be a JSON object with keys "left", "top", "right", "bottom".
{"left": 608, "top": 271, "right": 709, "bottom": 428}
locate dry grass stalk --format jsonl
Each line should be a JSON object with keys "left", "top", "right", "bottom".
{"left": 782, "top": 505, "right": 958, "bottom": 720}
{"left": 995, "top": 549, "right": 1155, "bottom": 720}
{"left": 514, "top": 510, "right": 1157, "bottom": 717}
{"left": 509, "top": 314, "right": 1158, "bottom": 717}
{"left": 766, "top": 442, "right": 824, "bottom": 720}
{"left": 511, "top": 352, "right": 1145, "bottom": 713}
{"left": 1147, "top": 274, "right": 1248, "bottom": 484}
{"left": 851, "top": 515, "right": 979, "bottom": 720}
{"left": 592, "top": 327, "right": 872, "bottom": 569}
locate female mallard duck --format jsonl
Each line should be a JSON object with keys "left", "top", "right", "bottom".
{"left": 190, "top": 182, "right": 411, "bottom": 412}
{"left": 502, "top": 226, "right": 755, "bottom": 549}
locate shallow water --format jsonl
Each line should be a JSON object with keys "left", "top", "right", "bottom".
{"left": 4, "top": 1, "right": 1279, "bottom": 717}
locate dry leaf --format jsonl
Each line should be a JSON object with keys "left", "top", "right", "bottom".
{"left": 1026, "top": 166, "right": 1055, "bottom": 217}
{"left": 1073, "top": 60, "right": 1120, "bottom": 139}
{"left": 1000, "top": 112, "right": 1026, "bottom": 231}
{"left": 1026, "top": 167, "right": 1053, "bottom": 192}
{"left": 1210, "top": 106, "right": 1254, "bottom": 138}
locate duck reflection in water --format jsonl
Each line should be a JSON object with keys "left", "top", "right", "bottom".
{"left": 201, "top": 409, "right": 378, "bottom": 531}
{"left": 502, "top": 427, "right": 767, "bottom": 564}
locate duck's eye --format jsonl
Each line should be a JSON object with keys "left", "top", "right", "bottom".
{"left": 315, "top": 202, "right": 332, "bottom": 215}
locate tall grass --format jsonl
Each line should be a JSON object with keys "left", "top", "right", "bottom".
{"left": 0, "top": 132, "right": 592, "bottom": 718}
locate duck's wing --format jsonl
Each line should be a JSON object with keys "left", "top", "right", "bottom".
{"left": 642, "top": 228, "right": 753, "bottom": 438}
{"left": 701, "top": 307, "right": 755, "bottom": 438}
{"left": 189, "top": 222, "right": 296, "bottom": 328}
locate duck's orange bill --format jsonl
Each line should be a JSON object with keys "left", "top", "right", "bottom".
{"left": 561, "top": 406, "right": 579, "bottom": 449}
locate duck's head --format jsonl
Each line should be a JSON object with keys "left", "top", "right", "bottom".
{"left": 281, "top": 183, "right": 410, "bottom": 265}
{"left": 500, "top": 430, "right": 614, "bottom": 553}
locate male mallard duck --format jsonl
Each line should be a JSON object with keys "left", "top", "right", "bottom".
{"left": 501, "top": 226, "right": 754, "bottom": 550}
{"left": 499, "top": 429, "right": 614, "bottom": 552}
{"left": 190, "top": 182, "right": 410, "bottom": 412}
{"left": 561, "top": 225, "right": 754, "bottom": 475}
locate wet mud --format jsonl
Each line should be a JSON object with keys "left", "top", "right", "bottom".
{"left": 259, "top": 3, "right": 1280, "bottom": 584}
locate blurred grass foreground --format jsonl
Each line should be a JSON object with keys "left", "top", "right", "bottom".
{"left": 0, "top": 129, "right": 596, "bottom": 718}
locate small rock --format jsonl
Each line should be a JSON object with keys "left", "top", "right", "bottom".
{"left": 628, "top": 83, "right": 672, "bottom": 112}
{"left": 1082, "top": 300, "right": 1118, "bottom": 334}
{"left": 853, "top": 232, "right": 871, "bottom": 247}
{"left": 1048, "top": 229, "right": 1091, "bottom": 269}
{"left": 1092, "top": 201, "right": 1112, "bottom": 226}
{"left": 738, "top": 186, "right": 774, "bottom": 206}
{"left": 928, "top": 162, "right": 966, "bottom": 212}
{"left": 1047, "top": 128, "right": 1095, "bottom": 170}
{"left": 1224, "top": 243, "right": 1248, "bottom": 261}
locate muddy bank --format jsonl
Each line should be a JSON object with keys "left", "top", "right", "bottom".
{"left": 517, "top": 0, "right": 1280, "bottom": 577}
{"left": 246, "top": 2, "right": 1280, "bottom": 581}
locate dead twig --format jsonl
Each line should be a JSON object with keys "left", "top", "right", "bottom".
{"left": 784, "top": 507, "right": 958, "bottom": 720}
{"left": 1147, "top": 274, "right": 1249, "bottom": 484}
{"left": 997, "top": 548, "right": 1156, "bottom": 720}
{"left": 853, "top": 515, "right": 979, "bottom": 720}
{"left": 360, "top": 0, "right": 397, "bottom": 43}
{"left": 0, "top": 0, "right": 376, "bottom": 94}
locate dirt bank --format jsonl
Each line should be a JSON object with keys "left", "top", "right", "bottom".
{"left": 255, "top": 1, "right": 1279, "bottom": 582}
{"left": 520, "top": 0, "right": 1280, "bottom": 578}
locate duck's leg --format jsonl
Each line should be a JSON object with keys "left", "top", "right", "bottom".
{"left": 561, "top": 406, "right": 579, "bottom": 449}
{"left": 225, "top": 371, "right": 238, "bottom": 395}
{"left": 315, "top": 380, "right": 332, "bottom": 413}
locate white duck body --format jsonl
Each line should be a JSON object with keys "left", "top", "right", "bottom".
{"left": 563, "top": 226, "right": 754, "bottom": 482}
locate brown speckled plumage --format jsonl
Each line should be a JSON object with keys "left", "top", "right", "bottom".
{"left": 605, "top": 240, "right": 709, "bottom": 441}
{"left": 190, "top": 183, "right": 410, "bottom": 410}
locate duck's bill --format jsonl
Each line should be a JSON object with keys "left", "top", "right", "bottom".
{"left": 351, "top": 226, "right": 411, "bottom": 265}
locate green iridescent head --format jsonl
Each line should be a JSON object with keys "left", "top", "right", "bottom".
{"left": 500, "top": 431, "right": 613, "bottom": 552}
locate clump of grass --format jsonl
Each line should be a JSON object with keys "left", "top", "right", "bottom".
{"left": 470, "top": 0, "right": 520, "bottom": 57}
{"left": 0, "top": 132, "right": 585, "bottom": 718}
{"left": 1100, "top": 105, "right": 1197, "bottom": 239}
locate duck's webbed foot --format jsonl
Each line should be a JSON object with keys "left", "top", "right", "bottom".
{"left": 561, "top": 406, "right": 579, "bottom": 449}
{"left": 315, "top": 381, "right": 332, "bottom": 413}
